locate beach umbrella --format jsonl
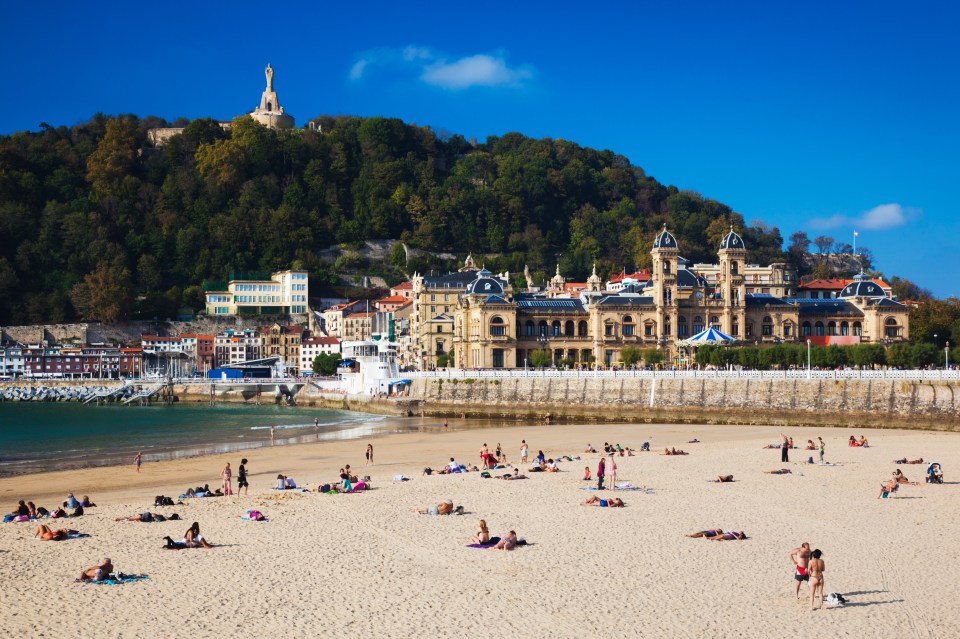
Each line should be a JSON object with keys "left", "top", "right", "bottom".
{"left": 676, "top": 326, "right": 737, "bottom": 348}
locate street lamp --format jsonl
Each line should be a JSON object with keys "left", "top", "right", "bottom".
{"left": 947, "top": 341, "right": 951, "bottom": 370}
{"left": 806, "top": 339, "right": 812, "bottom": 379}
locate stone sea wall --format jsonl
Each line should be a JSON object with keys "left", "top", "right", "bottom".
{"left": 409, "top": 377, "right": 960, "bottom": 430}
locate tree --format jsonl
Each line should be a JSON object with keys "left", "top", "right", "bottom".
{"left": 86, "top": 117, "right": 140, "bottom": 198}
{"left": 69, "top": 261, "right": 133, "bottom": 322}
{"left": 312, "top": 352, "right": 342, "bottom": 376}
{"left": 619, "top": 346, "right": 643, "bottom": 368}
{"left": 529, "top": 350, "right": 552, "bottom": 368}
{"left": 642, "top": 348, "right": 664, "bottom": 366}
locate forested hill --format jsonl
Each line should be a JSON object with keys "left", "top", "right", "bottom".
{"left": 0, "top": 114, "right": 787, "bottom": 324}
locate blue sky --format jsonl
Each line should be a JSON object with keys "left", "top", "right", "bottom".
{"left": 3, "top": 1, "right": 958, "bottom": 296}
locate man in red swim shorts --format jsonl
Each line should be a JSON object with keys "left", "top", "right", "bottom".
{"left": 790, "top": 542, "right": 811, "bottom": 598}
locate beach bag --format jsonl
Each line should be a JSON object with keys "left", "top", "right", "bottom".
{"left": 319, "top": 484, "right": 331, "bottom": 493}
{"left": 2, "top": 514, "right": 14, "bottom": 523}
{"left": 480, "top": 471, "right": 491, "bottom": 478}
{"left": 825, "top": 593, "right": 846, "bottom": 606}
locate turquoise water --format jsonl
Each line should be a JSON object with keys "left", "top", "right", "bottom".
{"left": 0, "top": 403, "right": 388, "bottom": 476}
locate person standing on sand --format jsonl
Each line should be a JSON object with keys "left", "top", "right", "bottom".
{"left": 520, "top": 440, "right": 529, "bottom": 463}
{"left": 314, "top": 418, "right": 319, "bottom": 439}
{"left": 134, "top": 452, "right": 142, "bottom": 473}
{"left": 270, "top": 426, "right": 276, "bottom": 446}
{"left": 818, "top": 437, "right": 825, "bottom": 464}
{"left": 597, "top": 456, "right": 606, "bottom": 490}
{"left": 790, "top": 542, "right": 811, "bottom": 598}
{"left": 808, "top": 549, "right": 825, "bottom": 611}
{"left": 237, "top": 458, "right": 249, "bottom": 495}
{"left": 443, "top": 419, "right": 448, "bottom": 430}
{"left": 365, "top": 444, "right": 374, "bottom": 465}
{"left": 609, "top": 454, "right": 618, "bottom": 487}
{"left": 781, "top": 433, "right": 790, "bottom": 463}
{"left": 496, "top": 442, "right": 506, "bottom": 463}
{"left": 221, "top": 462, "right": 233, "bottom": 495}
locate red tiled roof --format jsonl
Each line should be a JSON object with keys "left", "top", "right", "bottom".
{"left": 564, "top": 282, "right": 588, "bottom": 291}
{"left": 392, "top": 281, "right": 413, "bottom": 290}
{"left": 609, "top": 269, "right": 651, "bottom": 283}
{"left": 376, "top": 295, "right": 408, "bottom": 304}
{"left": 303, "top": 337, "right": 340, "bottom": 346}
{"left": 799, "top": 278, "right": 891, "bottom": 290}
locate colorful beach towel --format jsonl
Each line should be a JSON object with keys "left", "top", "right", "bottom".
{"left": 466, "top": 537, "right": 501, "bottom": 548}
{"left": 76, "top": 573, "right": 148, "bottom": 585}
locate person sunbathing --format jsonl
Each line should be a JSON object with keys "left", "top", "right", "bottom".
{"left": 687, "top": 528, "right": 725, "bottom": 538}
{"left": 664, "top": 448, "right": 688, "bottom": 455}
{"left": 415, "top": 500, "right": 456, "bottom": 515}
{"left": 712, "top": 531, "right": 748, "bottom": 541}
{"left": 764, "top": 469, "right": 792, "bottom": 475}
{"left": 580, "top": 496, "right": 625, "bottom": 507}
{"left": 894, "top": 457, "right": 924, "bottom": 464}
{"left": 471, "top": 519, "right": 490, "bottom": 544}
{"left": 498, "top": 469, "right": 527, "bottom": 480}
{"left": 892, "top": 469, "right": 917, "bottom": 486}
{"left": 34, "top": 524, "right": 70, "bottom": 541}
{"left": 78, "top": 558, "right": 113, "bottom": 582}
{"left": 878, "top": 478, "right": 899, "bottom": 498}
{"left": 584, "top": 444, "right": 597, "bottom": 453}
{"left": 489, "top": 530, "right": 518, "bottom": 551}
{"left": 711, "top": 475, "right": 734, "bottom": 483}
{"left": 116, "top": 512, "right": 166, "bottom": 522}
{"left": 688, "top": 439, "right": 700, "bottom": 444}
{"left": 762, "top": 443, "right": 782, "bottom": 449}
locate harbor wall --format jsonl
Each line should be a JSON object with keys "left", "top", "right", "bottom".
{"left": 408, "top": 377, "right": 960, "bottom": 430}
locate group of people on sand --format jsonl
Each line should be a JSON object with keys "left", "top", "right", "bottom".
{"left": 848, "top": 435, "right": 869, "bottom": 447}
{"left": 790, "top": 542, "right": 826, "bottom": 610}
{"left": 763, "top": 434, "right": 826, "bottom": 464}
{"left": 470, "top": 520, "right": 520, "bottom": 550}
{"left": 163, "top": 522, "right": 213, "bottom": 549}
{"left": 5, "top": 494, "right": 93, "bottom": 522}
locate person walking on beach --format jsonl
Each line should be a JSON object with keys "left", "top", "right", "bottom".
{"left": 808, "top": 550, "right": 825, "bottom": 611}
{"left": 520, "top": 440, "right": 529, "bottom": 463}
{"left": 366, "top": 444, "right": 374, "bottom": 465}
{"left": 609, "top": 454, "right": 618, "bottom": 487}
{"left": 496, "top": 442, "right": 506, "bottom": 463}
{"left": 270, "top": 426, "right": 276, "bottom": 446}
{"left": 314, "top": 418, "right": 319, "bottom": 439}
{"left": 790, "top": 542, "right": 811, "bottom": 598}
{"left": 237, "top": 458, "right": 249, "bottom": 496}
{"left": 133, "top": 451, "right": 142, "bottom": 473}
{"left": 781, "top": 433, "right": 790, "bottom": 463}
{"left": 597, "top": 456, "right": 606, "bottom": 490}
{"left": 818, "top": 437, "right": 825, "bottom": 464}
{"left": 221, "top": 462, "right": 233, "bottom": 496}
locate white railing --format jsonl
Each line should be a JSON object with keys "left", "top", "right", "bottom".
{"left": 405, "top": 369, "right": 960, "bottom": 382}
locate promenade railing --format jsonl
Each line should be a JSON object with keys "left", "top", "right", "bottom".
{"left": 403, "top": 369, "right": 960, "bottom": 382}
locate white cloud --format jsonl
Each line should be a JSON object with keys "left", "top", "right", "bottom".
{"left": 348, "top": 46, "right": 534, "bottom": 90}
{"left": 809, "top": 203, "right": 919, "bottom": 230}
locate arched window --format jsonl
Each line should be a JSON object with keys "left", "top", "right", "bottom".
{"left": 623, "top": 315, "right": 635, "bottom": 337}
{"left": 840, "top": 321, "right": 849, "bottom": 336}
{"left": 489, "top": 316, "right": 505, "bottom": 336}
{"left": 731, "top": 261, "right": 739, "bottom": 275}
{"left": 802, "top": 321, "right": 811, "bottom": 336}
{"left": 853, "top": 321, "right": 862, "bottom": 337}
{"left": 828, "top": 321, "right": 837, "bottom": 336}
{"left": 564, "top": 320, "right": 574, "bottom": 336}
{"left": 783, "top": 321, "right": 792, "bottom": 337}
{"left": 815, "top": 321, "right": 824, "bottom": 336}
{"left": 578, "top": 321, "right": 588, "bottom": 336}
{"left": 710, "top": 315, "right": 720, "bottom": 329}
{"left": 762, "top": 316, "right": 773, "bottom": 336}
{"left": 538, "top": 320, "right": 548, "bottom": 337}
{"left": 552, "top": 320, "right": 562, "bottom": 336}
{"left": 663, "top": 261, "right": 671, "bottom": 275}
{"left": 746, "top": 321, "right": 754, "bottom": 337}
{"left": 885, "top": 317, "right": 900, "bottom": 338}
{"left": 678, "top": 316, "right": 688, "bottom": 337}
{"left": 525, "top": 320, "right": 535, "bottom": 337}
{"left": 693, "top": 316, "right": 704, "bottom": 333}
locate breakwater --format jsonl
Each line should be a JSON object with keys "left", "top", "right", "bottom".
{"left": 408, "top": 376, "right": 960, "bottom": 430}
{"left": 0, "top": 381, "right": 129, "bottom": 403}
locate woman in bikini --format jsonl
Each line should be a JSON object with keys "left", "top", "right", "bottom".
{"left": 471, "top": 519, "right": 490, "bottom": 544}
{"left": 808, "top": 549, "right": 825, "bottom": 610}
{"left": 687, "top": 528, "right": 725, "bottom": 538}
{"left": 34, "top": 524, "right": 69, "bottom": 541}
{"left": 489, "top": 530, "right": 518, "bottom": 551}
{"left": 182, "top": 522, "right": 213, "bottom": 548}
{"left": 711, "top": 531, "right": 748, "bottom": 541}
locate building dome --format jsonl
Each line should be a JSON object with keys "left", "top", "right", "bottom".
{"left": 720, "top": 227, "right": 745, "bottom": 250}
{"left": 839, "top": 274, "right": 885, "bottom": 299}
{"left": 467, "top": 276, "right": 504, "bottom": 296}
{"left": 653, "top": 225, "right": 677, "bottom": 249}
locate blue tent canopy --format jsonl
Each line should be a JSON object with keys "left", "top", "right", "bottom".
{"left": 337, "top": 359, "right": 356, "bottom": 367}
{"left": 676, "top": 326, "right": 736, "bottom": 347}
{"left": 388, "top": 379, "right": 412, "bottom": 386}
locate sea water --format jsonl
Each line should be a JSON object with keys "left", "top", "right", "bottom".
{"left": 0, "top": 402, "right": 387, "bottom": 476}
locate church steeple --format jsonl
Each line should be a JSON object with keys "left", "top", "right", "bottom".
{"left": 587, "top": 263, "right": 602, "bottom": 292}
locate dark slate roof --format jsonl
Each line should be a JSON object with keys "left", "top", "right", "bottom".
{"left": 517, "top": 299, "right": 585, "bottom": 312}
{"left": 466, "top": 277, "right": 504, "bottom": 296}
{"left": 594, "top": 295, "right": 655, "bottom": 307}
{"left": 788, "top": 299, "right": 864, "bottom": 317}
{"left": 677, "top": 269, "right": 710, "bottom": 288}
{"left": 839, "top": 276, "right": 885, "bottom": 299}
{"left": 423, "top": 271, "right": 482, "bottom": 288}
{"left": 720, "top": 228, "right": 745, "bottom": 250}
{"left": 745, "top": 293, "right": 793, "bottom": 307}
{"left": 868, "top": 297, "right": 907, "bottom": 309}
{"left": 653, "top": 226, "right": 678, "bottom": 249}
{"left": 481, "top": 294, "right": 510, "bottom": 305}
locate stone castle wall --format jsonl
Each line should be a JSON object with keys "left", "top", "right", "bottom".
{"left": 410, "top": 377, "right": 960, "bottom": 430}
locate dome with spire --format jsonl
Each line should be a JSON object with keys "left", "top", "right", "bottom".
{"left": 720, "top": 226, "right": 745, "bottom": 250}
{"left": 653, "top": 225, "right": 678, "bottom": 249}
{"left": 839, "top": 273, "right": 885, "bottom": 299}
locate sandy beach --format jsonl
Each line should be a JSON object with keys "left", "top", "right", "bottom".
{"left": 1, "top": 418, "right": 956, "bottom": 638}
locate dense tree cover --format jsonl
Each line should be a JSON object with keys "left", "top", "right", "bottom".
{"left": 907, "top": 298, "right": 960, "bottom": 356}
{"left": 311, "top": 352, "right": 342, "bottom": 376}
{"left": 0, "top": 113, "right": 795, "bottom": 324}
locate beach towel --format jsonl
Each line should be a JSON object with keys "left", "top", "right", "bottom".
{"left": 76, "top": 573, "right": 148, "bottom": 585}
{"left": 393, "top": 475, "right": 410, "bottom": 482}
{"left": 466, "top": 537, "right": 501, "bottom": 548}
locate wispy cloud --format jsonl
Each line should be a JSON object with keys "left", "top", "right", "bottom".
{"left": 809, "top": 203, "right": 919, "bottom": 230}
{"left": 349, "top": 46, "right": 535, "bottom": 90}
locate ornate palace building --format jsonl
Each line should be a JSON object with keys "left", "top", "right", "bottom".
{"left": 449, "top": 227, "right": 910, "bottom": 369}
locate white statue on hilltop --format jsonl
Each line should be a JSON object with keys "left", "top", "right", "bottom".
{"left": 265, "top": 64, "right": 274, "bottom": 92}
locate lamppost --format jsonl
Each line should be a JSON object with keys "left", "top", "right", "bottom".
{"left": 537, "top": 333, "right": 549, "bottom": 367}
{"left": 946, "top": 341, "right": 951, "bottom": 370}
{"left": 806, "top": 339, "right": 812, "bottom": 379}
